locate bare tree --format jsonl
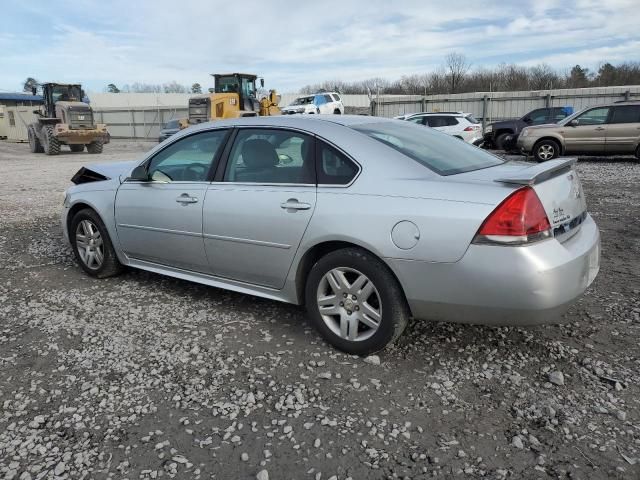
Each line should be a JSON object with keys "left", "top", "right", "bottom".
{"left": 444, "top": 52, "right": 470, "bottom": 93}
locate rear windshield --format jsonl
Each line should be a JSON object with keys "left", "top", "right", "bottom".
{"left": 352, "top": 121, "right": 504, "bottom": 176}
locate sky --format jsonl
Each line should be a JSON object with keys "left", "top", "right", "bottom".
{"left": 0, "top": 0, "right": 638, "bottom": 94}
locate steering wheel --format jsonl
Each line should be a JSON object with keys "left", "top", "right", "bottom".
{"left": 183, "top": 163, "right": 207, "bottom": 181}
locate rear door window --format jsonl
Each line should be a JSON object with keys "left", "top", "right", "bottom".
{"left": 529, "top": 109, "right": 550, "bottom": 125}
{"left": 446, "top": 117, "right": 460, "bottom": 126}
{"left": 610, "top": 105, "right": 640, "bottom": 124}
{"left": 324, "top": 94, "right": 333, "bottom": 103}
{"left": 316, "top": 141, "right": 359, "bottom": 185}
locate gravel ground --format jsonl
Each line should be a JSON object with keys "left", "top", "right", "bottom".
{"left": 0, "top": 140, "right": 639, "bottom": 480}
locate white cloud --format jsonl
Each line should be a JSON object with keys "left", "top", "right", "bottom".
{"left": 0, "top": 0, "right": 638, "bottom": 93}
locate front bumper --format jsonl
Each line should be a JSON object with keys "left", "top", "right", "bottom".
{"left": 388, "top": 214, "right": 600, "bottom": 326}
{"left": 517, "top": 135, "right": 537, "bottom": 154}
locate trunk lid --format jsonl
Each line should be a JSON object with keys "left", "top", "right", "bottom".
{"left": 457, "top": 158, "right": 587, "bottom": 242}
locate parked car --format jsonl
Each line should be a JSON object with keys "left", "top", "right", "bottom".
{"left": 484, "top": 107, "right": 574, "bottom": 150}
{"left": 158, "top": 119, "right": 181, "bottom": 142}
{"left": 398, "top": 112, "right": 483, "bottom": 144}
{"left": 518, "top": 101, "right": 640, "bottom": 162}
{"left": 63, "top": 116, "right": 600, "bottom": 355}
{"left": 281, "top": 92, "right": 344, "bottom": 115}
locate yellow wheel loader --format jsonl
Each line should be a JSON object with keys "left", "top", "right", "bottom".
{"left": 184, "top": 73, "right": 280, "bottom": 128}
{"left": 28, "top": 83, "right": 109, "bottom": 155}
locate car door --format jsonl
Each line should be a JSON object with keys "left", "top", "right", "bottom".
{"left": 605, "top": 105, "right": 640, "bottom": 154}
{"left": 562, "top": 107, "right": 610, "bottom": 153}
{"left": 115, "top": 129, "right": 229, "bottom": 271}
{"left": 203, "top": 128, "right": 317, "bottom": 288}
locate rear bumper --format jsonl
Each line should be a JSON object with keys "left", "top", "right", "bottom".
{"left": 388, "top": 214, "right": 600, "bottom": 326}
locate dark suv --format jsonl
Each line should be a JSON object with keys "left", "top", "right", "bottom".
{"left": 158, "top": 119, "right": 181, "bottom": 143}
{"left": 483, "top": 106, "right": 573, "bottom": 150}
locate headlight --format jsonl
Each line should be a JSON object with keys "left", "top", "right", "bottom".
{"left": 485, "top": 125, "right": 493, "bottom": 133}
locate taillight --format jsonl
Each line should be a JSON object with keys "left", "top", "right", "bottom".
{"left": 464, "top": 126, "right": 480, "bottom": 131}
{"left": 473, "top": 187, "right": 551, "bottom": 245}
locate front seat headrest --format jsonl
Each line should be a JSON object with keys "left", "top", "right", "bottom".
{"left": 241, "top": 139, "right": 279, "bottom": 169}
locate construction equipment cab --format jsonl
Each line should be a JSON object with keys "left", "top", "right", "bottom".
{"left": 28, "top": 82, "right": 109, "bottom": 155}
{"left": 187, "top": 73, "right": 280, "bottom": 125}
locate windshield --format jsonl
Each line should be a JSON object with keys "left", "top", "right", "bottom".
{"left": 352, "top": 121, "right": 504, "bottom": 176}
{"left": 292, "top": 96, "right": 314, "bottom": 106}
{"left": 51, "top": 85, "right": 82, "bottom": 102}
{"left": 215, "top": 76, "right": 240, "bottom": 94}
{"left": 557, "top": 106, "right": 594, "bottom": 126}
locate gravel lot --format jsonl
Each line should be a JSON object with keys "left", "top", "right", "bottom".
{"left": 1, "top": 139, "right": 639, "bottom": 480}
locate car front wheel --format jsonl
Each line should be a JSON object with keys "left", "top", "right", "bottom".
{"left": 533, "top": 139, "right": 560, "bottom": 162}
{"left": 70, "top": 209, "right": 123, "bottom": 278}
{"left": 305, "top": 248, "right": 410, "bottom": 355}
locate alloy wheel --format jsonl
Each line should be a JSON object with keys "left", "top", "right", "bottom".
{"left": 316, "top": 267, "right": 382, "bottom": 341}
{"left": 75, "top": 219, "right": 104, "bottom": 270}
{"left": 538, "top": 144, "right": 555, "bottom": 160}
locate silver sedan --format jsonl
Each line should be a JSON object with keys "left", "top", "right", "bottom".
{"left": 62, "top": 115, "right": 600, "bottom": 354}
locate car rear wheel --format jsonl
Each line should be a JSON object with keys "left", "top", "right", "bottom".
{"left": 70, "top": 209, "right": 123, "bottom": 278}
{"left": 305, "top": 248, "right": 410, "bottom": 355}
{"left": 533, "top": 139, "right": 560, "bottom": 162}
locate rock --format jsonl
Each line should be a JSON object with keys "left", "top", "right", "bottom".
{"left": 54, "top": 462, "right": 66, "bottom": 476}
{"left": 364, "top": 355, "right": 381, "bottom": 365}
{"left": 314, "top": 438, "right": 321, "bottom": 448}
{"left": 256, "top": 470, "right": 269, "bottom": 480}
{"left": 283, "top": 425, "right": 293, "bottom": 434}
{"left": 241, "top": 452, "right": 249, "bottom": 461}
{"left": 616, "top": 410, "right": 627, "bottom": 421}
{"left": 317, "top": 372, "right": 332, "bottom": 380}
{"left": 512, "top": 435, "right": 524, "bottom": 449}
{"left": 548, "top": 371, "right": 565, "bottom": 386}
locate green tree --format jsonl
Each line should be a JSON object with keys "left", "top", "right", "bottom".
{"left": 107, "top": 83, "right": 120, "bottom": 93}
{"left": 191, "top": 83, "right": 202, "bottom": 94}
{"left": 569, "top": 65, "right": 590, "bottom": 87}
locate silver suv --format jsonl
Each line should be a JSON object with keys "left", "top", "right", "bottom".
{"left": 518, "top": 101, "right": 640, "bottom": 161}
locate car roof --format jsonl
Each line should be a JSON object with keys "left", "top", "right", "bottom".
{"left": 409, "top": 112, "right": 471, "bottom": 117}
{"left": 186, "top": 114, "right": 387, "bottom": 130}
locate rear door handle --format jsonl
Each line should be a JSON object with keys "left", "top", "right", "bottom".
{"left": 594, "top": 127, "right": 605, "bottom": 131}
{"left": 280, "top": 198, "right": 311, "bottom": 211}
{"left": 176, "top": 193, "right": 198, "bottom": 204}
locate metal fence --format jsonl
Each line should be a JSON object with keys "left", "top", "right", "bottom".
{"left": 94, "top": 107, "right": 188, "bottom": 140}
{"left": 371, "top": 85, "right": 640, "bottom": 129}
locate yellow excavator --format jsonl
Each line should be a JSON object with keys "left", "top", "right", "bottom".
{"left": 181, "top": 73, "right": 280, "bottom": 128}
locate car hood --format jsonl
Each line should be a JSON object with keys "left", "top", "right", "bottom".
{"left": 522, "top": 123, "right": 559, "bottom": 131}
{"left": 71, "top": 160, "right": 139, "bottom": 185}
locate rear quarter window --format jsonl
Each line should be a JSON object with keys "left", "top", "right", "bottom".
{"left": 352, "top": 121, "right": 504, "bottom": 176}
{"left": 316, "top": 141, "right": 359, "bottom": 185}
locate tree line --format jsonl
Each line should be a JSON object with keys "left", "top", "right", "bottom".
{"left": 299, "top": 55, "right": 640, "bottom": 95}
{"left": 21, "top": 78, "right": 203, "bottom": 95}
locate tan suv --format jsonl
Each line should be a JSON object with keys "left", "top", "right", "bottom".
{"left": 517, "top": 101, "right": 640, "bottom": 162}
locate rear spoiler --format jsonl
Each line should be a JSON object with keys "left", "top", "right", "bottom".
{"left": 495, "top": 158, "right": 577, "bottom": 186}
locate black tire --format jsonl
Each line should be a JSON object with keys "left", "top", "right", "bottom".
{"left": 305, "top": 248, "right": 410, "bottom": 355}
{"left": 28, "top": 125, "right": 44, "bottom": 153}
{"left": 495, "top": 133, "right": 510, "bottom": 151}
{"left": 333, "top": 109, "right": 342, "bottom": 114}
{"left": 87, "top": 140, "right": 104, "bottom": 154}
{"left": 635, "top": 145, "right": 640, "bottom": 161}
{"left": 533, "top": 139, "right": 560, "bottom": 162}
{"left": 42, "top": 125, "right": 60, "bottom": 155}
{"left": 70, "top": 208, "right": 123, "bottom": 278}
{"left": 69, "top": 144, "right": 84, "bottom": 152}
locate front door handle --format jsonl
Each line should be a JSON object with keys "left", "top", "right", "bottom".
{"left": 280, "top": 198, "right": 311, "bottom": 211}
{"left": 594, "top": 127, "right": 605, "bottom": 131}
{"left": 176, "top": 193, "right": 198, "bottom": 204}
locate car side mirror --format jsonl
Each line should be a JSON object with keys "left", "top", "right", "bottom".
{"left": 567, "top": 119, "right": 579, "bottom": 127}
{"left": 128, "top": 165, "right": 149, "bottom": 182}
